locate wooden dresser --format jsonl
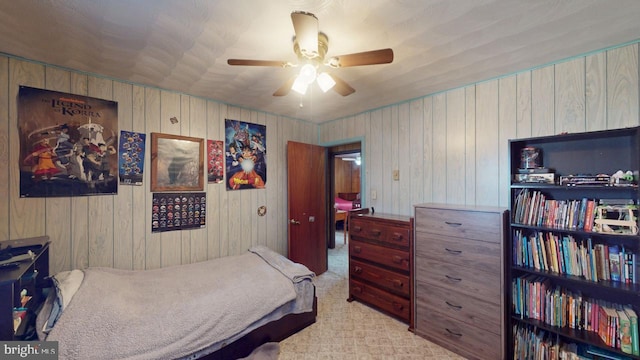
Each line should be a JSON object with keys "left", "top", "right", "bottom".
{"left": 348, "top": 212, "right": 414, "bottom": 329}
{"left": 413, "top": 203, "right": 507, "bottom": 360}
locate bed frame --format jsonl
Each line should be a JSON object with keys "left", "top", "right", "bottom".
{"left": 201, "top": 292, "right": 317, "bottom": 359}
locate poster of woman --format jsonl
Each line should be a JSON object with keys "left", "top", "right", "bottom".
{"left": 224, "top": 119, "right": 266, "bottom": 190}
{"left": 18, "top": 86, "right": 118, "bottom": 197}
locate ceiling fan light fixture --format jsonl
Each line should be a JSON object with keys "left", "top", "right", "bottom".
{"left": 317, "top": 72, "right": 336, "bottom": 92}
{"left": 291, "top": 77, "right": 309, "bottom": 95}
{"left": 298, "top": 63, "right": 317, "bottom": 84}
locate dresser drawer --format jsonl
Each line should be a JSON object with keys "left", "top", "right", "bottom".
{"left": 415, "top": 232, "right": 501, "bottom": 276}
{"left": 350, "top": 259, "right": 410, "bottom": 297}
{"left": 349, "top": 218, "right": 411, "bottom": 248}
{"left": 415, "top": 305, "right": 501, "bottom": 360}
{"left": 349, "top": 279, "right": 410, "bottom": 321}
{"left": 415, "top": 258, "right": 500, "bottom": 305}
{"left": 415, "top": 282, "right": 500, "bottom": 334}
{"left": 350, "top": 240, "right": 410, "bottom": 272}
{"left": 415, "top": 207, "right": 503, "bottom": 243}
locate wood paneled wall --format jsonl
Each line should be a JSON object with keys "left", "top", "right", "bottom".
{"left": 2, "top": 42, "right": 638, "bottom": 274}
{"left": 320, "top": 43, "right": 640, "bottom": 216}
{"left": 0, "top": 56, "right": 317, "bottom": 274}
{"left": 334, "top": 160, "right": 360, "bottom": 197}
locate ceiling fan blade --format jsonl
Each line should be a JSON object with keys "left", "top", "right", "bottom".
{"left": 327, "top": 48, "right": 394, "bottom": 68}
{"left": 291, "top": 11, "right": 318, "bottom": 58}
{"left": 273, "top": 76, "right": 296, "bottom": 96}
{"left": 228, "top": 59, "right": 291, "bottom": 67}
{"left": 330, "top": 74, "right": 355, "bottom": 96}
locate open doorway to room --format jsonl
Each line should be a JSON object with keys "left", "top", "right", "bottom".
{"left": 328, "top": 142, "right": 361, "bottom": 250}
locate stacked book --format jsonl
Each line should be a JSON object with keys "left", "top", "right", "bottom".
{"left": 512, "top": 275, "right": 639, "bottom": 356}
{"left": 513, "top": 230, "right": 638, "bottom": 284}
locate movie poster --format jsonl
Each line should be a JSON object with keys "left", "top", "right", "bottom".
{"left": 207, "top": 139, "right": 224, "bottom": 183}
{"left": 224, "top": 119, "right": 266, "bottom": 190}
{"left": 118, "top": 131, "right": 146, "bottom": 186}
{"left": 18, "top": 86, "right": 119, "bottom": 197}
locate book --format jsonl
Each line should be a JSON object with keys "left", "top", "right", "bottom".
{"left": 578, "top": 197, "right": 588, "bottom": 229}
{"left": 634, "top": 253, "right": 638, "bottom": 285}
{"left": 584, "top": 200, "right": 596, "bottom": 232}
{"left": 609, "top": 245, "right": 621, "bottom": 282}
{"left": 624, "top": 306, "right": 639, "bottom": 356}
{"left": 618, "top": 310, "right": 633, "bottom": 354}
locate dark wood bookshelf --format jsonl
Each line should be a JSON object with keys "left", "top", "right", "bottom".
{"left": 507, "top": 126, "right": 640, "bottom": 359}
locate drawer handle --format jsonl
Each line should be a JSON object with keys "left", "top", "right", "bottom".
{"left": 353, "top": 246, "right": 362, "bottom": 253}
{"left": 445, "top": 275, "right": 462, "bottom": 282}
{"left": 392, "top": 302, "right": 404, "bottom": 311}
{"left": 369, "top": 229, "right": 382, "bottom": 237}
{"left": 353, "top": 286, "right": 362, "bottom": 293}
{"left": 392, "top": 256, "right": 405, "bottom": 264}
{"left": 444, "top": 221, "right": 462, "bottom": 227}
{"left": 445, "top": 248, "right": 462, "bottom": 255}
{"left": 445, "top": 328, "right": 462, "bottom": 337}
{"left": 391, "top": 233, "right": 404, "bottom": 241}
{"left": 392, "top": 279, "right": 404, "bottom": 288}
{"left": 352, "top": 226, "right": 362, "bottom": 233}
{"left": 354, "top": 266, "right": 362, "bottom": 274}
{"left": 445, "top": 301, "right": 462, "bottom": 310}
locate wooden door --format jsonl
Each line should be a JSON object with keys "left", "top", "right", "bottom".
{"left": 287, "top": 141, "right": 327, "bottom": 275}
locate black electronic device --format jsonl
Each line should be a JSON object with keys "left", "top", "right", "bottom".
{"left": 0, "top": 236, "right": 47, "bottom": 256}
{"left": 0, "top": 262, "right": 20, "bottom": 270}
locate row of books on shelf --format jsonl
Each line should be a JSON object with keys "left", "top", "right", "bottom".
{"left": 513, "top": 190, "right": 597, "bottom": 230}
{"left": 513, "top": 230, "right": 638, "bottom": 284}
{"left": 513, "top": 275, "right": 639, "bottom": 355}
{"left": 514, "top": 323, "right": 636, "bottom": 360}
{"left": 512, "top": 190, "right": 639, "bottom": 235}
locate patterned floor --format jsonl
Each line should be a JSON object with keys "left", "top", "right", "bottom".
{"left": 279, "top": 233, "right": 466, "bottom": 360}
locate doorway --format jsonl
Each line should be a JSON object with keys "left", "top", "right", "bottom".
{"left": 328, "top": 142, "right": 361, "bottom": 250}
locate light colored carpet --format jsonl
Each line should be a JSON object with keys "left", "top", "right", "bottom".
{"left": 279, "top": 232, "right": 466, "bottom": 360}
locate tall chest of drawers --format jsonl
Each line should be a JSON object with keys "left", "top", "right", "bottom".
{"left": 414, "top": 203, "right": 507, "bottom": 360}
{"left": 348, "top": 212, "right": 414, "bottom": 330}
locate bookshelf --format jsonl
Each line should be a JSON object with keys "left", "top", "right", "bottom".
{"left": 508, "top": 127, "right": 640, "bottom": 360}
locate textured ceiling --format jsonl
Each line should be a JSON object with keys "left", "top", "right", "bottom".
{"left": 1, "top": 0, "right": 640, "bottom": 123}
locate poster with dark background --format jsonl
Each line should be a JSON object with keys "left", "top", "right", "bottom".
{"left": 151, "top": 192, "right": 206, "bottom": 233}
{"left": 225, "top": 119, "right": 266, "bottom": 190}
{"left": 18, "top": 86, "right": 118, "bottom": 197}
{"left": 118, "top": 131, "right": 146, "bottom": 185}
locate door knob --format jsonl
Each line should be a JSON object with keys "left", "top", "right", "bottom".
{"left": 290, "top": 219, "right": 301, "bottom": 225}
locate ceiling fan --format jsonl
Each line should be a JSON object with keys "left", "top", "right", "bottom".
{"left": 227, "top": 11, "right": 394, "bottom": 97}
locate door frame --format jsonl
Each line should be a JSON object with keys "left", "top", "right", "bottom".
{"left": 322, "top": 137, "right": 365, "bottom": 249}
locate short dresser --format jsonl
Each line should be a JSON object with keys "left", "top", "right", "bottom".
{"left": 348, "top": 212, "right": 414, "bottom": 330}
{"left": 413, "top": 203, "right": 507, "bottom": 360}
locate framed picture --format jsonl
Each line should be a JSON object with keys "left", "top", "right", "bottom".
{"left": 150, "top": 133, "right": 204, "bottom": 192}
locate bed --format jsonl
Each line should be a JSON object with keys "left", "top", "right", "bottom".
{"left": 335, "top": 192, "right": 360, "bottom": 211}
{"left": 36, "top": 245, "right": 316, "bottom": 360}
{"left": 334, "top": 196, "right": 354, "bottom": 211}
